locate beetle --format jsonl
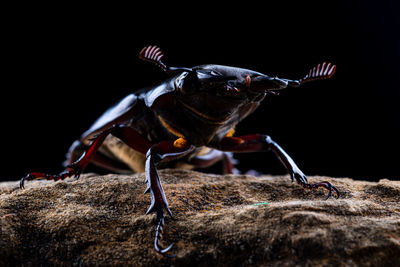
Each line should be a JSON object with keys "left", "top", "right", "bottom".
{"left": 20, "top": 45, "right": 339, "bottom": 256}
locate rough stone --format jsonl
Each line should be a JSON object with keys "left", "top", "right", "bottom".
{"left": 0, "top": 170, "right": 399, "bottom": 266}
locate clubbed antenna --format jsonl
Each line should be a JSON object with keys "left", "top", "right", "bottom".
{"left": 139, "top": 45, "right": 192, "bottom": 73}
{"left": 139, "top": 45, "right": 167, "bottom": 71}
{"left": 300, "top": 62, "right": 336, "bottom": 84}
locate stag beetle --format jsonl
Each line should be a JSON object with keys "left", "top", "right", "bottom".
{"left": 21, "top": 45, "right": 339, "bottom": 256}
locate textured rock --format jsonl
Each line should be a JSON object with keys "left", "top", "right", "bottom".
{"left": 0, "top": 170, "right": 399, "bottom": 266}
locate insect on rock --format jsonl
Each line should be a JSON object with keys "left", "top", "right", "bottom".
{"left": 21, "top": 45, "right": 340, "bottom": 256}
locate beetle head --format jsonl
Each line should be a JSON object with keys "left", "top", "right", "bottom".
{"left": 175, "top": 64, "right": 289, "bottom": 97}
{"left": 139, "top": 46, "right": 290, "bottom": 97}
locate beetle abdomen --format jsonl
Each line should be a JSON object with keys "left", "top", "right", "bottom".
{"left": 102, "top": 135, "right": 147, "bottom": 173}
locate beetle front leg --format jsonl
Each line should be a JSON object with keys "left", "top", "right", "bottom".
{"left": 145, "top": 138, "right": 195, "bottom": 256}
{"left": 216, "top": 135, "right": 340, "bottom": 199}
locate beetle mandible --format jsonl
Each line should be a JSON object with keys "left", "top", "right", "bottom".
{"left": 21, "top": 45, "right": 339, "bottom": 256}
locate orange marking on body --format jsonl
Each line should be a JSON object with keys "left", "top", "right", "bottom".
{"left": 158, "top": 116, "right": 184, "bottom": 138}
{"left": 225, "top": 128, "right": 235, "bottom": 137}
{"left": 179, "top": 101, "right": 215, "bottom": 120}
{"left": 174, "top": 137, "right": 188, "bottom": 148}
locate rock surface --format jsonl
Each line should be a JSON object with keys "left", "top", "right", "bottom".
{"left": 0, "top": 170, "right": 399, "bottom": 266}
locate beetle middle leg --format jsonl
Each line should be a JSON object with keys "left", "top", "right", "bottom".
{"left": 214, "top": 134, "right": 340, "bottom": 199}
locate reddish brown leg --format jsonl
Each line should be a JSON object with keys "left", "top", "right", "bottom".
{"left": 65, "top": 140, "right": 132, "bottom": 173}
{"left": 189, "top": 149, "right": 238, "bottom": 174}
{"left": 222, "top": 152, "right": 237, "bottom": 174}
{"left": 21, "top": 124, "right": 194, "bottom": 256}
{"left": 145, "top": 139, "right": 195, "bottom": 255}
{"left": 215, "top": 134, "right": 340, "bottom": 199}
{"left": 20, "top": 124, "right": 152, "bottom": 189}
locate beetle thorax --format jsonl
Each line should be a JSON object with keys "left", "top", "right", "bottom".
{"left": 157, "top": 89, "right": 259, "bottom": 146}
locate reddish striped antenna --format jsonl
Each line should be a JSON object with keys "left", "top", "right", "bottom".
{"left": 139, "top": 45, "right": 192, "bottom": 73}
{"left": 300, "top": 62, "right": 336, "bottom": 84}
{"left": 139, "top": 45, "right": 167, "bottom": 71}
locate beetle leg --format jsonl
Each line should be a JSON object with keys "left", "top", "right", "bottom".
{"left": 20, "top": 124, "right": 152, "bottom": 189}
{"left": 20, "top": 170, "right": 75, "bottom": 189}
{"left": 221, "top": 152, "right": 239, "bottom": 174}
{"left": 154, "top": 209, "right": 174, "bottom": 256}
{"left": 188, "top": 150, "right": 238, "bottom": 174}
{"left": 67, "top": 124, "right": 151, "bottom": 171}
{"left": 215, "top": 134, "right": 340, "bottom": 199}
{"left": 64, "top": 140, "right": 132, "bottom": 173}
{"left": 145, "top": 139, "right": 195, "bottom": 256}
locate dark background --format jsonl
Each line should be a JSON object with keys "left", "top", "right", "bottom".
{"left": 2, "top": 1, "right": 399, "bottom": 182}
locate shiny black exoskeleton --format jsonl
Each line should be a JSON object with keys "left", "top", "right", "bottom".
{"left": 21, "top": 45, "right": 339, "bottom": 256}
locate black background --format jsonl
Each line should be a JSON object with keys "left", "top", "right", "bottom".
{"left": 2, "top": 1, "right": 399, "bottom": 182}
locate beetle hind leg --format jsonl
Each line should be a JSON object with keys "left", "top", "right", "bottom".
{"left": 188, "top": 149, "right": 239, "bottom": 175}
